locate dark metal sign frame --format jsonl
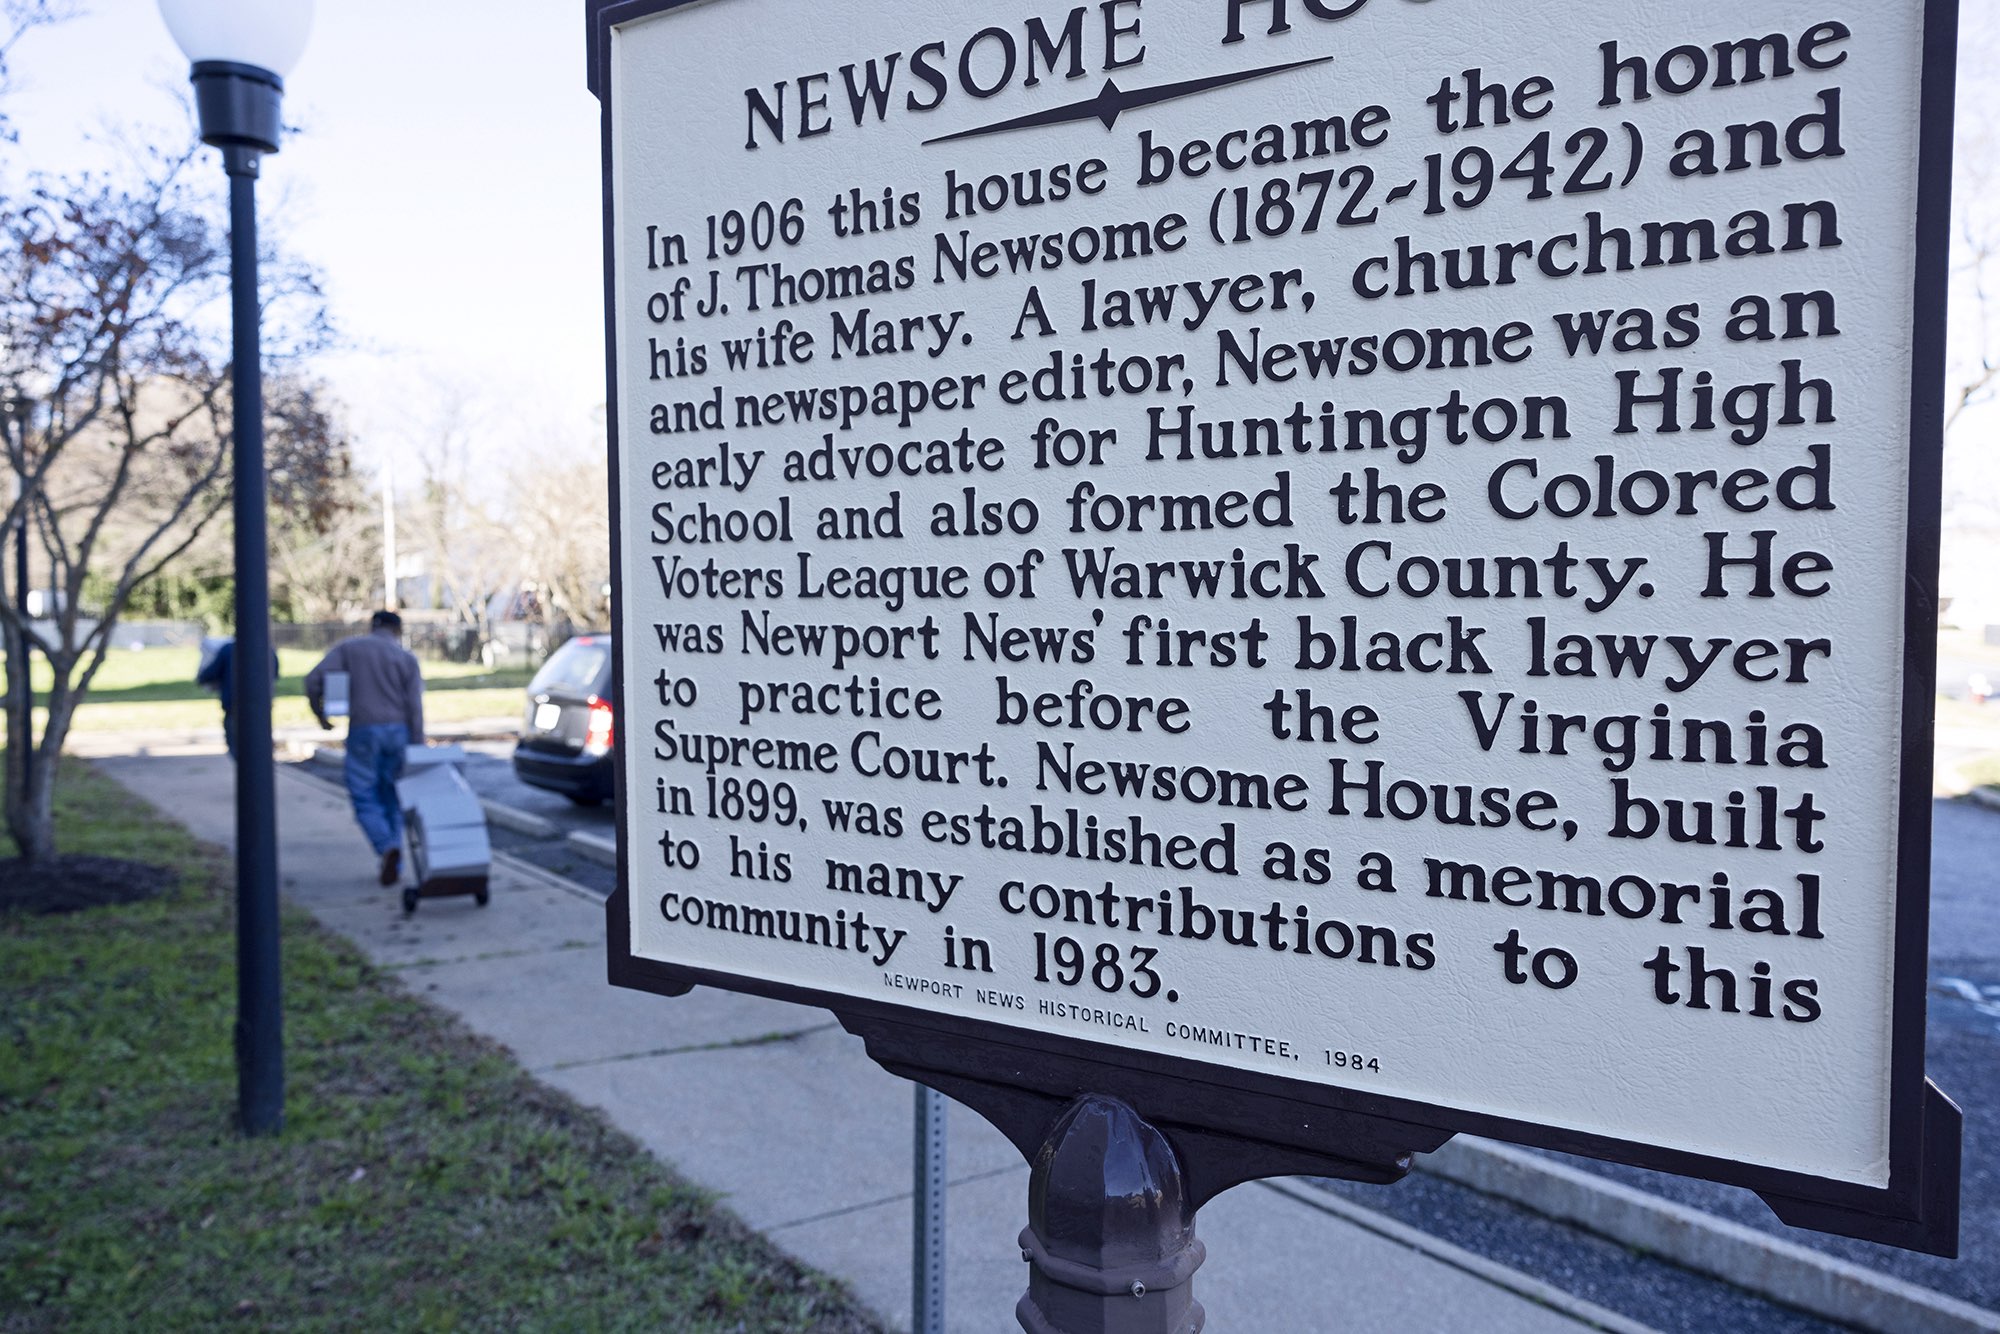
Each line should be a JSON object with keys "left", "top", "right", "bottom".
{"left": 586, "top": 0, "right": 1964, "bottom": 1256}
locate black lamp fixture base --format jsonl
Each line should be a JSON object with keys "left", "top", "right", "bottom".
{"left": 190, "top": 59, "right": 283, "bottom": 165}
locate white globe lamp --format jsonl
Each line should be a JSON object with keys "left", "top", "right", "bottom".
{"left": 157, "top": 0, "right": 313, "bottom": 155}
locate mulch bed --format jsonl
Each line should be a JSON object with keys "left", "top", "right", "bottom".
{"left": 0, "top": 854, "right": 179, "bottom": 915}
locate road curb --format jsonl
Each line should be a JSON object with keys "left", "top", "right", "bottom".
{"left": 295, "top": 753, "right": 564, "bottom": 844}
{"left": 1422, "top": 1138, "right": 2000, "bottom": 1334}
{"left": 303, "top": 753, "right": 561, "bottom": 843}
{"left": 1969, "top": 786, "right": 2000, "bottom": 813}
{"left": 482, "top": 799, "right": 558, "bottom": 839}
{"left": 488, "top": 848, "right": 607, "bottom": 907}
{"left": 426, "top": 725, "right": 521, "bottom": 744}
{"left": 566, "top": 830, "right": 617, "bottom": 866}
{"left": 1263, "top": 1177, "right": 1659, "bottom": 1334}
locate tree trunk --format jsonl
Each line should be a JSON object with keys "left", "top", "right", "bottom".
{"left": 2, "top": 619, "right": 53, "bottom": 866}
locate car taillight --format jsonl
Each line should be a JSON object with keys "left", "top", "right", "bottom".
{"left": 584, "top": 698, "right": 615, "bottom": 755}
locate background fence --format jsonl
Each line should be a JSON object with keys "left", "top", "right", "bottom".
{"left": 89, "top": 617, "right": 564, "bottom": 666}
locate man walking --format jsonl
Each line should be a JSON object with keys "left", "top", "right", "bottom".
{"left": 305, "top": 611, "right": 425, "bottom": 885}
{"left": 196, "top": 637, "right": 278, "bottom": 758}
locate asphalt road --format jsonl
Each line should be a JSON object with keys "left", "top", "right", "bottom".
{"left": 1526, "top": 796, "right": 2000, "bottom": 1314}
{"left": 434, "top": 741, "right": 2000, "bottom": 1328}
{"left": 1309, "top": 1171, "right": 1848, "bottom": 1334}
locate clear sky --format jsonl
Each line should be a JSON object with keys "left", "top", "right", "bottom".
{"left": 6, "top": 0, "right": 608, "bottom": 474}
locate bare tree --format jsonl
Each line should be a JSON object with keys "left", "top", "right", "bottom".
{"left": 1948, "top": 7, "right": 2000, "bottom": 439}
{"left": 0, "top": 89, "right": 334, "bottom": 866}
{"left": 0, "top": 2, "right": 73, "bottom": 142}
{"left": 387, "top": 381, "right": 515, "bottom": 636}
{"left": 507, "top": 443, "right": 610, "bottom": 640}
{"left": 270, "top": 492, "right": 381, "bottom": 624}
{"left": 266, "top": 377, "right": 377, "bottom": 623}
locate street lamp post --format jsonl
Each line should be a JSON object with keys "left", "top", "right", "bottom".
{"left": 157, "top": 0, "right": 313, "bottom": 1137}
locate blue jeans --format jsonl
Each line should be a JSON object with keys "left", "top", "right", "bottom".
{"left": 344, "top": 723, "right": 409, "bottom": 855}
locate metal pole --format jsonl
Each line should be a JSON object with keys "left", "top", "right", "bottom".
{"left": 914, "top": 1083, "right": 949, "bottom": 1334}
{"left": 381, "top": 456, "right": 397, "bottom": 611}
{"left": 12, "top": 414, "right": 29, "bottom": 799}
{"left": 225, "top": 141, "right": 283, "bottom": 1136}
{"left": 15, "top": 484, "right": 27, "bottom": 618}
{"left": 1018, "top": 1096, "right": 1205, "bottom": 1334}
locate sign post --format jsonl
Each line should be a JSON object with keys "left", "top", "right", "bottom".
{"left": 1019, "top": 1095, "right": 1204, "bottom": 1333}
{"left": 914, "top": 1083, "right": 948, "bottom": 1334}
{"left": 588, "top": 0, "right": 1964, "bottom": 1314}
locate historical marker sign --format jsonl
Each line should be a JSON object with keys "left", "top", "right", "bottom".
{"left": 591, "top": 0, "right": 1960, "bottom": 1251}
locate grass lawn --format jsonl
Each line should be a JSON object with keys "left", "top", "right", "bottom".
{"left": 1961, "top": 753, "right": 2000, "bottom": 792}
{"left": 0, "top": 761, "right": 881, "bottom": 1333}
{"left": 1935, "top": 692, "right": 2000, "bottom": 733}
{"left": 31, "top": 647, "right": 532, "bottom": 734}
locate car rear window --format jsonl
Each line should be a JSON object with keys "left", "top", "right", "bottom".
{"left": 529, "top": 638, "right": 609, "bottom": 695}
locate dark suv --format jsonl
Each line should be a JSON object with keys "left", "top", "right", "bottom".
{"left": 511, "top": 634, "right": 615, "bottom": 804}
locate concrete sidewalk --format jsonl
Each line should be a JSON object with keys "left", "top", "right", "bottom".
{"left": 100, "top": 750, "right": 1648, "bottom": 1334}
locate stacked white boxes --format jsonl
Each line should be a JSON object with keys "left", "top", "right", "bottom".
{"left": 396, "top": 745, "right": 489, "bottom": 893}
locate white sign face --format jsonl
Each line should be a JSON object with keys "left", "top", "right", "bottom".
{"left": 606, "top": 0, "right": 1940, "bottom": 1189}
